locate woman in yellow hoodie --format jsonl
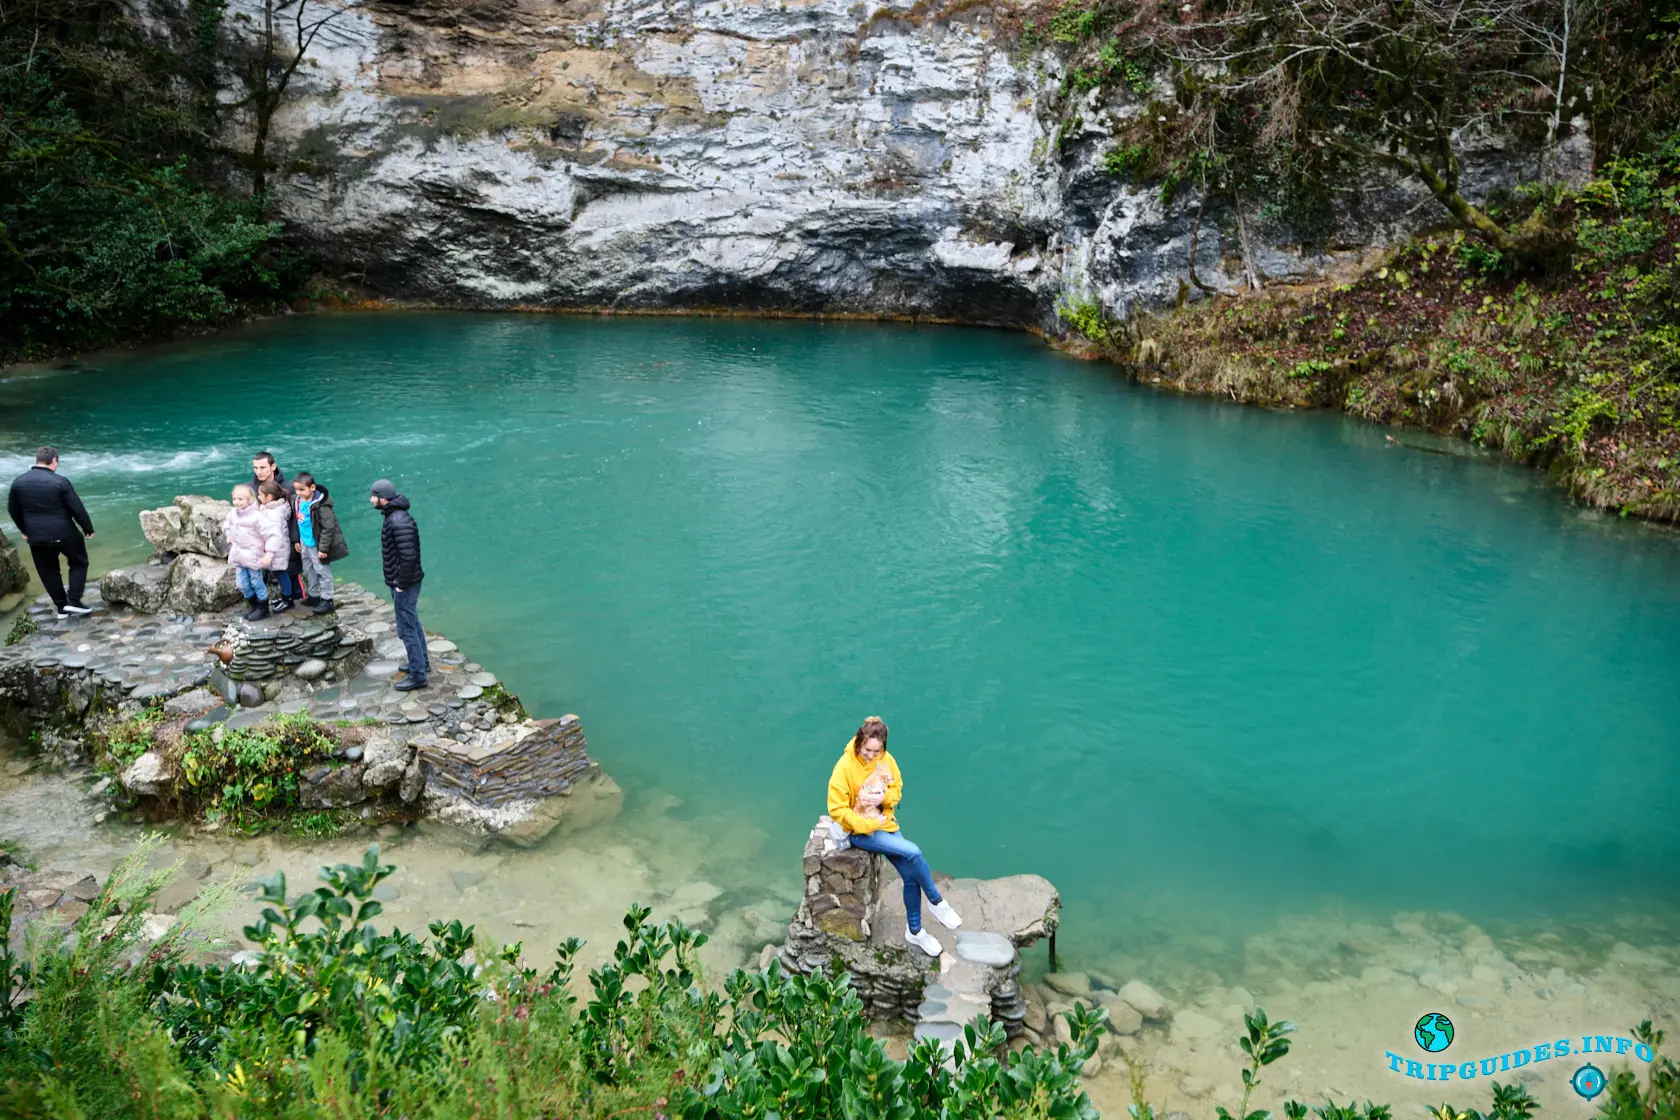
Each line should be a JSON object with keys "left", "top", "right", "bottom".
{"left": 827, "top": 716, "right": 962, "bottom": 956}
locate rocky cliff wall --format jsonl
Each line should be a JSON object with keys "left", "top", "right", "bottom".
{"left": 179, "top": 0, "right": 1576, "bottom": 330}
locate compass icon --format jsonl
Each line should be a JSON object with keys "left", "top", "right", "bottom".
{"left": 1571, "top": 1064, "right": 1606, "bottom": 1100}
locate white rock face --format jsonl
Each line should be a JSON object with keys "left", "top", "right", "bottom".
{"left": 147, "top": 0, "right": 1569, "bottom": 329}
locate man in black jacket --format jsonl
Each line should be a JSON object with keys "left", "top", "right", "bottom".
{"left": 6, "top": 447, "right": 95, "bottom": 617}
{"left": 370, "top": 478, "right": 428, "bottom": 691}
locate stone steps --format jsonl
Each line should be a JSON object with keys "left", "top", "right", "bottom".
{"left": 911, "top": 931, "right": 1022, "bottom": 1060}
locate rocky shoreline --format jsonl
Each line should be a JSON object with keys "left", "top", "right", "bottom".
{"left": 0, "top": 496, "right": 620, "bottom": 847}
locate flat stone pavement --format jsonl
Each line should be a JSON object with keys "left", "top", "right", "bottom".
{"left": 5, "top": 583, "right": 514, "bottom": 739}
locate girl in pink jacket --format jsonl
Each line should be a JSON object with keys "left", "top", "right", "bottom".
{"left": 223, "top": 483, "right": 289, "bottom": 621}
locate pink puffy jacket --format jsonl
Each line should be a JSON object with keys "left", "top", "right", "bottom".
{"left": 223, "top": 502, "right": 289, "bottom": 571}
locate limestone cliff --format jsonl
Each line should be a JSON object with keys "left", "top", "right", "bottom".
{"left": 188, "top": 0, "right": 1569, "bottom": 330}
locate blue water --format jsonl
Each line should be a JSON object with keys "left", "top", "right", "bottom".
{"left": 4, "top": 313, "right": 1678, "bottom": 965}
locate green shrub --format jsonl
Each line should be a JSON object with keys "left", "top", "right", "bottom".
{"left": 176, "top": 711, "right": 340, "bottom": 822}
{"left": 6, "top": 842, "right": 1676, "bottom": 1120}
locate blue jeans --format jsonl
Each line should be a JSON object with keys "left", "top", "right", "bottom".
{"left": 391, "top": 582, "right": 429, "bottom": 681}
{"left": 849, "top": 827, "right": 943, "bottom": 934}
{"left": 235, "top": 566, "right": 268, "bottom": 600}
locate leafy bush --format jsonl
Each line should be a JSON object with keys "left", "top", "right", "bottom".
{"left": 176, "top": 711, "right": 340, "bottom": 820}
{"left": 6, "top": 842, "right": 1676, "bottom": 1120}
{"left": 1058, "top": 295, "right": 1113, "bottom": 343}
{"left": 95, "top": 708, "right": 165, "bottom": 769}
{"left": 0, "top": 1, "right": 307, "bottom": 360}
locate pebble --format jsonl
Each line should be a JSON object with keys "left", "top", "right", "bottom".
{"left": 295, "top": 658, "right": 328, "bottom": 681}
{"left": 344, "top": 746, "right": 364, "bottom": 762}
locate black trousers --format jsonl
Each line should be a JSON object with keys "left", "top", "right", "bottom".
{"left": 29, "top": 535, "right": 88, "bottom": 609}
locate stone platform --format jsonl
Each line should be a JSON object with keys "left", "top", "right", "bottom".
{"left": 780, "top": 817, "right": 1058, "bottom": 1052}
{"left": 0, "top": 579, "right": 617, "bottom": 845}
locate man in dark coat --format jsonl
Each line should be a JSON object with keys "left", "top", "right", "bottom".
{"left": 370, "top": 478, "right": 428, "bottom": 691}
{"left": 6, "top": 447, "right": 95, "bottom": 617}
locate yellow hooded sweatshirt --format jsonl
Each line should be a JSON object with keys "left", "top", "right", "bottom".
{"left": 827, "top": 736, "right": 903, "bottom": 836}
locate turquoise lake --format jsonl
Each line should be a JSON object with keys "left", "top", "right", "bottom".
{"left": 4, "top": 312, "right": 1679, "bottom": 971}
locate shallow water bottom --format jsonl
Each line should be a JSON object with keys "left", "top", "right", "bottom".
{"left": 4, "top": 754, "right": 1675, "bottom": 1119}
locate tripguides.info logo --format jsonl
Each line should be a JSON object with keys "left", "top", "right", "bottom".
{"left": 1386, "top": 1013, "right": 1656, "bottom": 1098}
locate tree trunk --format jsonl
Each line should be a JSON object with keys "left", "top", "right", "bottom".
{"left": 251, "top": 101, "right": 269, "bottom": 200}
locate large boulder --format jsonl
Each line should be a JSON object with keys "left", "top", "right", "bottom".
{"left": 360, "top": 734, "right": 413, "bottom": 792}
{"left": 0, "top": 527, "right": 27, "bottom": 598}
{"left": 120, "top": 751, "right": 176, "bottom": 797}
{"left": 301, "top": 763, "right": 368, "bottom": 808}
{"left": 141, "top": 495, "right": 231, "bottom": 558}
{"left": 166, "top": 554, "right": 241, "bottom": 613}
{"left": 138, "top": 505, "right": 184, "bottom": 552}
{"left": 100, "top": 561, "right": 174, "bottom": 613}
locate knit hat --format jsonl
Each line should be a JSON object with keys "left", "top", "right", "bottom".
{"left": 370, "top": 479, "right": 397, "bottom": 500}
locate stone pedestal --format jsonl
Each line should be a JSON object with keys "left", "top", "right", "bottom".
{"left": 802, "top": 818, "right": 881, "bottom": 941}
{"left": 779, "top": 818, "right": 1061, "bottom": 1030}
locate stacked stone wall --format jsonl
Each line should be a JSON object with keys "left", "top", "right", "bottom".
{"left": 416, "top": 714, "right": 591, "bottom": 806}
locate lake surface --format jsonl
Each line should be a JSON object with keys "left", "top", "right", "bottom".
{"left": 3, "top": 314, "right": 1678, "bottom": 1072}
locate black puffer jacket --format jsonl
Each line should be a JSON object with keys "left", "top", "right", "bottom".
{"left": 379, "top": 495, "right": 423, "bottom": 588}
{"left": 7, "top": 466, "right": 93, "bottom": 542}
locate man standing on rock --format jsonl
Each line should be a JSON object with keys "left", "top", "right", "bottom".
{"left": 6, "top": 447, "right": 95, "bottom": 618}
{"left": 370, "top": 479, "right": 428, "bottom": 691}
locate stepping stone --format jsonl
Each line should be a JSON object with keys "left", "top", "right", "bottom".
{"left": 954, "top": 931, "right": 1016, "bottom": 967}
{"left": 468, "top": 672, "right": 496, "bottom": 687}
{"left": 375, "top": 639, "right": 406, "bottom": 659}
{"left": 363, "top": 659, "right": 400, "bottom": 677}
{"left": 426, "top": 639, "right": 456, "bottom": 653}
{"left": 457, "top": 685, "right": 483, "bottom": 700}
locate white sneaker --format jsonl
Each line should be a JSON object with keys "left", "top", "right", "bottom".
{"left": 61, "top": 602, "right": 93, "bottom": 615}
{"left": 929, "top": 899, "right": 963, "bottom": 929}
{"left": 905, "top": 926, "right": 943, "bottom": 957}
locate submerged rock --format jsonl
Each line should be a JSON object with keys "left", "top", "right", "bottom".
{"left": 1118, "top": 979, "right": 1170, "bottom": 1021}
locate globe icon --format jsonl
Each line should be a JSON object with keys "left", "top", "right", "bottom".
{"left": 1415, "top": 1012, "right": 1455, "bottom": 1052}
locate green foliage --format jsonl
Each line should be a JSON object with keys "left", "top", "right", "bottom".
{"left": 0, "top": 0, "right": 307, "bottom": 359}
{"left": 1216, "top": 1008, "right": 1296, "bottom": 1120}
{"left": 0, "top": 888, "right": 31, "bottom": 1037}
{"left": 1144, "top": 133, "right": 1680, "bottom": 520}
{"left": 1457, "top": 239, "right": 1513, "bottom": 277}
{"left": 0, "top": 843, "right": 1112, "bottom": 1120}
{"left": 285, "top": 811, "right": 343, "bottom": 840}
{"left": 1058, "top": 295, "right": 1113, "bottom": 343}
{"left": 97, "top": 708, "right": 164, "bottom": 769}
{"left": 177, "top": 711, "right": 340, "bottom": 819}
{"left": 1104, "top": 143, "right": 1151, "bottom": 178}
{"left": 1599, "top": 1022, "right": 1680, "bottom": 1120}
{"left": 5, "top": 615, "right": 35, "bottom": 646}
